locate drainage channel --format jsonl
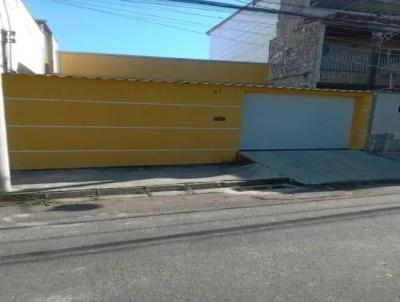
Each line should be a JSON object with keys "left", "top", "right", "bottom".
{"left": 233, "top": 183, "right": 298, "bottom": 192}
{"left": 0, "top": 178, "right": 291, "bottom": 203}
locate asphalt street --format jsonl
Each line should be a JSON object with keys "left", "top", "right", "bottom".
{"left": 1, "top": 186, "right": 400, "bottom": 302}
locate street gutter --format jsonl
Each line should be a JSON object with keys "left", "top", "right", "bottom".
{"left": 0, "top": 178, "right": 290, "bottom": 203}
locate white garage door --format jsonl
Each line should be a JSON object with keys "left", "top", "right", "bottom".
{"left": 240, "top": 93, "right": 354, "bottom": 150}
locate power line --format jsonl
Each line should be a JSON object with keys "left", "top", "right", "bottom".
{"left": 96, "top": 0, "right": 400, "bottom": 37}
{"left": 53, "top": 0, "right": 277, "bottom": 36}
{"left": 59, "top": 0, "right": 217, "bottom": 27}
{"left": 128, "top": 0, "right": 312, "bottom": 18}
{"left": 88, "top": 0, "right": 226, "bottom": 19}
{"left": 146, "top": 0, "right": 400, "bottom": 32}
{"left": 41, "top": 0, "right": 400, "bottom": 76}
{"left": 49, "top": 0, "right": 213, "bottom": 31}
{"left": 48, "top": 0, "right": 400, "bottom": 48}
{"left": 85, "top": 0, "right": 278, "bottom": 26}
{"left": 116, "top": 0, "right": 232, "bottom": 13}
{"left": 61, "top": 0, "right": 400, "bottom": 35}
{"left": 47, "top": 0, "right": 271, "bottom": 48}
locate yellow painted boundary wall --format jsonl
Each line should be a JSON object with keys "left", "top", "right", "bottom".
{"left": 2, "top": 74, "right": 372, "bottom": 170}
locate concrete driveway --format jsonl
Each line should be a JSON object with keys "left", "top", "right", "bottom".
{"left": 241, "top": 150, "right": 400, "bottom": 185}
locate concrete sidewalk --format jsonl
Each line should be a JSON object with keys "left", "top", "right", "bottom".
{"left": 9, "top": 162, "right": 282, "bottom": 194}
{"left": 241, "top": 150, "right": 400, "bottom": 185}
{"left": 5, "top": 150, "right": 400, "bottom": 202}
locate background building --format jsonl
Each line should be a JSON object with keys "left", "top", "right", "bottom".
{"left": 0, "top": 0, "right": 58, "bottom": 74}
{"left": 269, "top": 0, "right": 400, "bottom": 89}
{"left": 208, "top": 0, "right": 279, "bottom": 63}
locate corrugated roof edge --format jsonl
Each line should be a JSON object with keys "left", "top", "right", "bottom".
{"left": 6, "top": 73, "right": 371, "bottom": 94}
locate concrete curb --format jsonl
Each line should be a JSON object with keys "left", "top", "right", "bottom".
{"left": 310, "top": 178, "right": 400, "bottom": 189}
{"left": 0, "top": 178, "right": 290, "bottom": 203}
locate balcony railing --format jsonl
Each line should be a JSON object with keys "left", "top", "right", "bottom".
{"left": 320, "top": 42, "right": 370, "bottom": 84}
{"left": 320, "top": 42, "right": 400, "bottom": 86}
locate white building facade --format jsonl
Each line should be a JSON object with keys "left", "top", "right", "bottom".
{"left": 207, "top": 0, "right": 278, "bottom": 63}
{"left": 0, "top": 0, "right": 58, "bottom": 74}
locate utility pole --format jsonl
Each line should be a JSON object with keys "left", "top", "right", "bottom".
{"left": 1, "top": 30, "right": 7, "bottom": 72}
{"left": 0, "top": 0, "right": 13, "bottom": 192}
{"left": 1, "top": 29, "right": 15, "bottom": 72}
{"left": 0, "top": 28, "right": 15, "bottom": 192}
{"left": 0, "top": 73, "right": 11, "bottom": 192}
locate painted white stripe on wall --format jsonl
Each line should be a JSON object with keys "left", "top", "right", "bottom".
{"left": 6, "top": 97, "right": 242, "bottom": 109}
{"left": 11, "top": 149, "right": 236, "bottom": 153}
{"left": 7, "top": 125, "right": 240, "bottom": 130}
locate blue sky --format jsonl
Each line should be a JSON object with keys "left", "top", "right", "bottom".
{"left": 24, "top": 0, "right": 241, "bottom": 59}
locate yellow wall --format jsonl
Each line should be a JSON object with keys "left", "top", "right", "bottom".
{"left": 59, "top": 51, "right": 269, "bottom": 84}
{"left": 2, "top": 74, "right": 372, "bottom": 170}
{"left": 3, "top": 74, "right": 243, "bottom": 170}
{"left": 348, "top": 95, "right": 374, "bottom": 149}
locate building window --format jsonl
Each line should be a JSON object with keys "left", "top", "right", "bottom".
{"left": 378, "top": 48, "right": 400, "bottom": 67}
{"left": 321, "top": 43, "right": 369, "bottom": 73}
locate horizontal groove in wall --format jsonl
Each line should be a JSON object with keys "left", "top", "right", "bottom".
{"left": 7, "top": 125, "right": 240, "bottom": 130}
{"left": 8, "top": 128, "right": 239, "bottom": 150}
{"left": 6, "top": 97, "right": 242, "bottom": 109}
{"left": 6, "top": 100, "right": 241, "bottom": 128}
{"left": 10, "top": 149, "right": 237, "bottom": 153}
